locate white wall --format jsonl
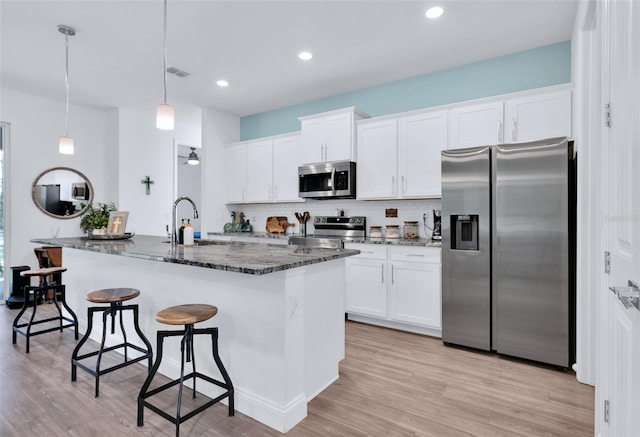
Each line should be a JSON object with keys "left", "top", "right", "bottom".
{"left": 0, "top": 88, "right": 113, "bottom": 274}
{"left": 200, "top": 107, "right": 240, "bottom": 235}
{"left": 117, "top": 102, "right": 203, "bottom": 236}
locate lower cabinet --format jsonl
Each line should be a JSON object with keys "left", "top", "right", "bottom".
{"left": 344, "top": 244, "right": 442, "bottom": 336}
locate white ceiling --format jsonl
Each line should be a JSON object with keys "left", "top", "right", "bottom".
{"left": 0, "top": 0, "right": 578, "bottom": 118}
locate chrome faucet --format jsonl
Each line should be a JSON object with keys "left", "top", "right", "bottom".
{"left": 171, "top": 196, "right": 199, "bottom": 248}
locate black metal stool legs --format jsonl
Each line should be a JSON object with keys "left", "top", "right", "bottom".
{"left": 71, "top": 303, "right": 153, "bottom": 397}
{"left": 137, "top": 326, "right": 234, "bottom": 437}
{"left": 12, "top": 282, "right": 78, "bottom": 353}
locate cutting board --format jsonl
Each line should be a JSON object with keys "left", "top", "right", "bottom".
{"left": 266, "top": 216, "right": 294, "bottom": 234}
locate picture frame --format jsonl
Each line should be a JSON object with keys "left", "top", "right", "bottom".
{"left": 107, "top": 211, "right": 129, "bottom": 236}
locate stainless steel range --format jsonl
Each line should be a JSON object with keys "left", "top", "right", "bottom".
{"left": 289, "top": 216, "right": 366, "bottom": 248}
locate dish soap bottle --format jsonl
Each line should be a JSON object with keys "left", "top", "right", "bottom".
{"left": 178, "top": 219, "right": 185, "bottom": 244}
{"left": 184, "top": 219, "right": 194, "bottom": 246}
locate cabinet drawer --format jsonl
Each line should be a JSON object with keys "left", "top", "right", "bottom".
{"left": 388, "top": 246, "right": 440, "bottom": 263}
{"left": 344, "top": 243, "right": 387, "bottom": 259}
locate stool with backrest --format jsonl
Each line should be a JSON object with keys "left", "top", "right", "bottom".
{"left": 12, "top": 267, "right": 79, "bottom": 353}
{"left": 34, "top": 246, "right": 63, "bottom": 303}
{"left": 137, "top": 304, "right": 234, "bottom": 437}
{"left": 71, "top": 288, "right": 153, "bottom": 397}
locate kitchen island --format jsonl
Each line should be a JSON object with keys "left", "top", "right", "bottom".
{"left": 30, "top": 235, "right": 358, "bottom": 433}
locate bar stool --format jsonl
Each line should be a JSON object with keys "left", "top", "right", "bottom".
{"left": 71, "top": 288, "right": 153, "bottom": 397}
{"left": 137, "top": 304, "right": 234, "bottom": 437}
{"left": 12, "top": 267, "right": 78, "bottom": 353}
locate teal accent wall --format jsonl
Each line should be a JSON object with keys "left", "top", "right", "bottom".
{"left": 240, "top": 41, "right": 571, "bottom": 141}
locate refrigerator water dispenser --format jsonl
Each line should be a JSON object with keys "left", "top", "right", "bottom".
{"left": 451, "top": 214, "right": 479, "bottom": 251}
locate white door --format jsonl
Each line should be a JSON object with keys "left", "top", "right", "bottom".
{"left": 599, "top": 1, "right": 640, "bottom": 436}
{"left": 356, "top": 119, "right": 397, "bottom": 199}
{"left": 504, "top": 89, "right": 572, "bottom": 143}
{"left": 245, "top": 139, "right": 273, "bottom": 202}
{"left": 448, "top": 101, "right": 503, "bottom": 148}
{"left": 388, "top": 261, "right": 441, "bottom": 329}
{"left": 398, "top": 110, "right": 447, "bottom": 198}
{"left": 324, "top": 112, "right": 353, "bottom": 161}
{"left": 225, "top": 144, "right": 247, "bottom": 203}
{"left": 272, "top": 134, "right": 303, "bottom": 202}
{"left": 302, "top": 118, "right": 325, "bottom": 163}
{"left": 345, "top": 257, "right": 387, "bottom": 318}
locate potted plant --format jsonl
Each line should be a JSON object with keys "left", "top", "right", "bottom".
{"left": 80, "top": 202, "right": 116, "bottom": 236}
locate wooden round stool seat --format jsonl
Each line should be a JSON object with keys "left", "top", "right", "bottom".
{"left": 20, "top": 267, "right": 67, "bottom": 277}
{"left": 86, "top": 288, "right": 140, "bottom": 304}
{"left": 156, "top": 304, "right": 218, "bottom": 325}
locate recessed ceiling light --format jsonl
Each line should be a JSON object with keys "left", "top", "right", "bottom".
{"left": 425, "top": 6, "right": 444, "bottom": 19}
{"left": 298, "top": 51, "right": 313, "bottom": 61}
{"left": 216, "top": 80, "right": 229, "bottom": 87}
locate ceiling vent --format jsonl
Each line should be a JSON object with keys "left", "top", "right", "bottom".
{"left": 166, "top": 65, "right": 191, "bottom": 78}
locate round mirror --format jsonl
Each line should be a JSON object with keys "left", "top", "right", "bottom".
{"left": 31, "top": 167, "right": 94, "bottom": 219}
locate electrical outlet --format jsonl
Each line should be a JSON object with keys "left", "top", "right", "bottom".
{"left": 423, "top": 212, "right": 429, "bottom": 225}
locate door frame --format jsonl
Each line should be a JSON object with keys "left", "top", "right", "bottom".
{"left": 0, "top": 122, "right": 11, "bottom": 302}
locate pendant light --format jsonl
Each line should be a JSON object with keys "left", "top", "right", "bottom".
{"left": 187, "top": 147, "right": 200, "bottom": 165}
{"left": 156, "top": 0, "right": 174, "bottom": 130}
{"left": 58, "top": 25, "right": 76, "bottom": 154}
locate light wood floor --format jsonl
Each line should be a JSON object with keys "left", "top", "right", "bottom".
{"left": 1, "top": 304, "right": 594, "bottom": 436}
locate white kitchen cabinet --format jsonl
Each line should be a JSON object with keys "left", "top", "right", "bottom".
{"left": 299, "top": 107, "right": 368, "bottom": 163}
{"left": 345, "top": 256, "right": 388, "bottom": 318}
{"left": 356, "top": 119, "right": 398, "bottom": 199}
{"left": 357, "top": 109, "right": 447, "bottom": 200}
{"left": 447, "top": 86, "right": 572, "bottom": 149}
{"left": 504, "top": 89, "right": 572, "bottom": 143}
{"left": 344, "top": 243, "right": 442, "bottom": 336}
{"left": 448, "top": 101, "right": 504, "bottom": 149}
{"left": 398, "top": 110, "right": 447, "bottom": 198}
{"left": 272, "top": 133, "right": 303, "bottom": 201}
{"left": 225, "top": 143, "right": 247, "bottom": 203}
{"left": 227, "top": 133, "right": 303, "bottom": 204}
{"left": 246, "top": 139, "right": 274, "bottom": 202}
{"left": 388, "top": 247, "right": 441, "bottom": 329}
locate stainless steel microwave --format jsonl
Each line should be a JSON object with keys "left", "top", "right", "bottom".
{"left": 298, "top": 161, "right": 356, "bottom": 199}
{"left": 71, "top": 182, "right": 89, "bottom": 200}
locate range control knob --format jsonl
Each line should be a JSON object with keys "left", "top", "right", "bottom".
{"left": 321, "top": 217, "right": 327, "bottom": 223}
{"left": 356, "top": 218, "right": 363, "bottom": 224}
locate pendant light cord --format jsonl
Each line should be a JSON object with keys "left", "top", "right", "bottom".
{"left": 163, "top": 0, "right": 168, "bottom": 104}
{"left": 64, "top": 32, "right": 70, "bottom": 136}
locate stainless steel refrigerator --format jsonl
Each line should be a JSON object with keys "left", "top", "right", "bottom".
{"left": 441, "top": 137, "right": 576, "bottom": 367}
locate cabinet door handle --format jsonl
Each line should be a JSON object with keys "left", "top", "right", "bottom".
{"left": 401, "top": 175, "right": 405, "bottom": 194}
{"left": 498, "top": 120, "right": 503, "bottom": 143}
{"left": 406, "top": 254, "right": 426, "bottom": 257}
{"left": 512, "top": 118, "right": 517, "bottom": 142}
{"left": 391, "top": 265, "right": 395, "bottom": 285}
{"left": 381, "top": 264, "right": 385, "bottom": 284}
{"left": 392, "top": 176, "right": 396, "bottom": 196}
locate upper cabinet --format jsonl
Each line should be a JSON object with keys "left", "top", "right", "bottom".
{"left": 299, "top": 107, "right": 368, "bottom": 163}
{"left": 504, "top": 89, "right": 572, "bottom": 143}
{"left": 226, "top": 132, "right": 304, "bottom": 204}
{"left": 357, "top": 109, "right": 447, "bottom": 200}
{"left": 448, "top": 86, "right": 572, "bottom": 149}
{"left": 225, "top": 143, "right": 247, "bottom": 203}
{"left": 448, "top": 101, "right": 504, "bottom": 148}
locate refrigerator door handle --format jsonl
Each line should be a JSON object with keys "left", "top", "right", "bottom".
{"left": 512, "top": 118, "right": 517, "bottom": 142}
{"left": 498, "top": 120, "right": 503, "bottom": 143}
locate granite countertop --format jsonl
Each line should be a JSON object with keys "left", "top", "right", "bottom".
{"left": 30, "top": 235, "right": 359, "bottom": 276}
{"left": 207, "top": 231, "right": 441, "bottom": 247}
{"left": 343, "top": 237, "right": 441, "bottom": 247}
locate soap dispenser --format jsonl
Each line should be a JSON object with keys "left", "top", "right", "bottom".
{"left": 178, "top": 219, "right": 186, "bottom": 244}
{"left": 184, "top": 219, "right": 194, "bottom": 246}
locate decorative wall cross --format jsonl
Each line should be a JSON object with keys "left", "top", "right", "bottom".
{"left": 141, "top": 176, "right": 154, "bottom": 195}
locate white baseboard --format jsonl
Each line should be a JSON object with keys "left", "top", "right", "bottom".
{"left": 347, "top": 313, "right": 442, "bottom": 338}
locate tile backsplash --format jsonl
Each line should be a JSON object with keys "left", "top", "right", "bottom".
{"left": 226, "top": 198, "right": 442, "bottom": 239}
